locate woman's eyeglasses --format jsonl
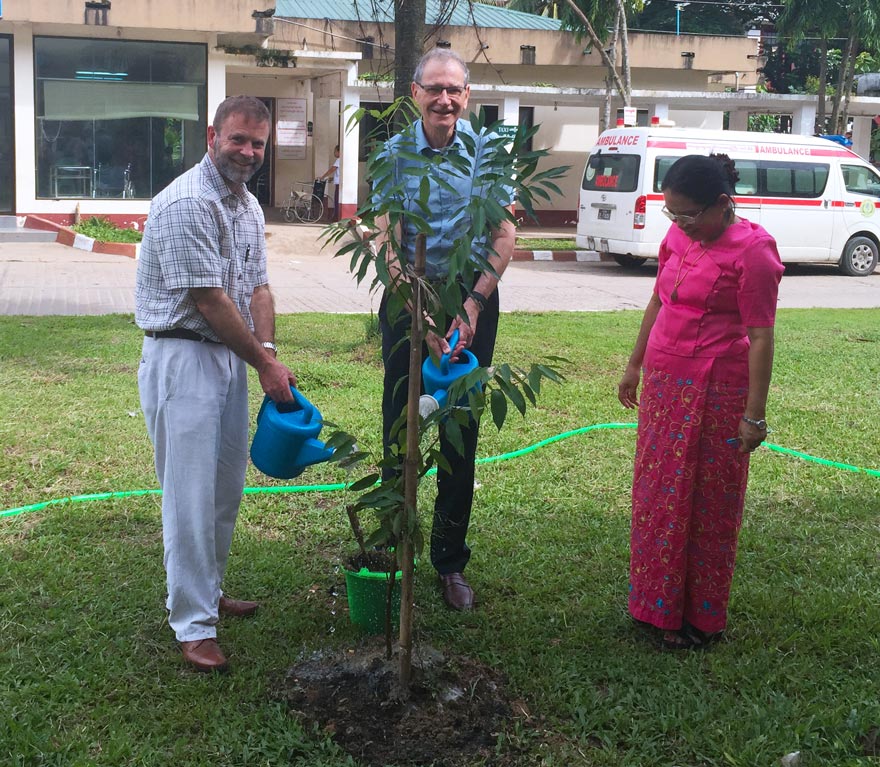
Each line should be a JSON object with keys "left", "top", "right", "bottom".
{"left": 661, "top": 203, "right": 712, "bottom": 225}
{"left": 415, "top": 82, "right": 467, "bottom": 98}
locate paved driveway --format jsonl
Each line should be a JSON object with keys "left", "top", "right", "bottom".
{"left": 0, "top": 223, "right": 878, "bottom": 315}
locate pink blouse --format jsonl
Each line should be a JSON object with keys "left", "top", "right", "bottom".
{"left": 650, "top": 218, "right": 784, "bottom": 359}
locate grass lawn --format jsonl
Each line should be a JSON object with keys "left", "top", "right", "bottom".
{"left": 1, "top": 310, "right": 879, "bottom": 767}
{"left": 515, "top": 237, "right": 578, "bottom": 250}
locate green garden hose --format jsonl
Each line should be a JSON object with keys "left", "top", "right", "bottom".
{"left": 2, "top": 422, "right": 877, "bottom": 520}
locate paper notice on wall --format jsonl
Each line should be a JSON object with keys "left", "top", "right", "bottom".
{"left": 276, "top": 98, "right": 307, "bottom": 160}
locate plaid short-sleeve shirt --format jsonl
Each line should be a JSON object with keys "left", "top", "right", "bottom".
{"left": 135, "top": 154, "right": 268, "bottom": 339}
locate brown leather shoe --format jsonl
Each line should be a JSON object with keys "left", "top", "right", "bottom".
{"left": 439, "top": 572, "right": 475, "bottom": 611}
{"left": 180, "top": 638, "right": 228, "bottom": 673}
{"left": 219, "top": 596, "right": 259, "bottom": 618}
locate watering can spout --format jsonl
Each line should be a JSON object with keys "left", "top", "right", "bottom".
{"left": 250, "top": 388, "right": 335, "bottom": 479}
{"left": 298, "top": 437, "right": 336, "bottom": 468}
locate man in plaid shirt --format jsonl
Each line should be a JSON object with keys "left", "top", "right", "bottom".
{"left": 136, "top": 95, "right": 296, "bottom": 673}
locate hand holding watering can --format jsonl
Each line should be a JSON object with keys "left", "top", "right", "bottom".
{"left": 419, "top": 329, "right": 480, "bottom": 418}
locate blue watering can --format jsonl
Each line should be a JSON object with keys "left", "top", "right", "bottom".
{"left": 419, "top": 329, "right": 480, "bottom": 417}
{"left": 250, "top": 387, "right": 334, "bottom": 479}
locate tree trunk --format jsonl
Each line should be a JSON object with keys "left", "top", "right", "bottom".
{"left": 563, "top": 0, "right": 629, "bottom": 102}
{"left": 617, "top": 0, "right": 632, "bottom": 100}
{"left": 601, "top": 19, "right": 619, "bottom": 132}
{"left": 816, "top": 37, "right": 828, "bottom": 133}
{"left": 397, "top": 233, "right": 426, "bottom": 692}
{"left": 831, "top": 29, "right": 857, "bottom": 133}
{"left": 840, "top": 34, "right": 859, "bottom": 134}
{"left": 394, "top": 0, "right": 425, "bottom": 127}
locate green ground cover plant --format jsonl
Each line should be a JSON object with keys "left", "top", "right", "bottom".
{"left": 72, "top": 216, "right": 143, "bottom": 243}
{"left": 1, "top": 310, "right": 878, "bottom": 766}
{"left": 515, "top": 237, "right": 577, "bottom": 250}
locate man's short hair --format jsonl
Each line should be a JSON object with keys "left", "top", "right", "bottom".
{"left": 213, "top": 95, "right": 270, "bottom": 132}
{"left": 413, "top": 48, "right": 470, "bottom": 86}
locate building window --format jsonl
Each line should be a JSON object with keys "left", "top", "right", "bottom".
{"left": 520, "top": 45, "right": 536, "bottom": 65}
{"left": 357, "top": 37, "right": 374, "bottom": 61}
{"left": 34, "top": 37, "right": 207, "bottom": 200}
{"left": 0, "top": 36, "right": 14, "bottom": 214}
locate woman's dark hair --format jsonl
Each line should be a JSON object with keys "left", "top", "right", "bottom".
{"left": 661, "top": 153, "right": 739, "bottom": 206}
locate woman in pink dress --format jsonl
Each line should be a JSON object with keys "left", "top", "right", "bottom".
{"left": 618, "top": 154, "right": 784, "bottom": 650}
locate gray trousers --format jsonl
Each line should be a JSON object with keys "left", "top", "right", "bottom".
{"left": 138, "top": 336, "right": 249, "bottom": 642}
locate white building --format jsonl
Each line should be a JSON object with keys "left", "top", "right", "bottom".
{"left": 2, "top": 0, "right": 874, "bottom": 226}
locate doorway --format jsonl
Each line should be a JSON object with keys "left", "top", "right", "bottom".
{"left": 0, "top": 36, "right": 14, "bottom": 214}
{"left": 246, "top": 96, "right": 274, "bottom": 206}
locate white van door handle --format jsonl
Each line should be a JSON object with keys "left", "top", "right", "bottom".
{"left": 591, "top": 202, "right": 617, "bottom": 210}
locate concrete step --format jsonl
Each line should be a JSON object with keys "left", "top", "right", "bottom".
{"left": 0, "top": 228, "right": 59, "bottom": 243}
{"left": 0, "top": 215, "right": 19, "bottom": 230}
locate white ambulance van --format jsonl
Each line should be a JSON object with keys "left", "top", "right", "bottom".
{"left": 576, "top": 127, "right": 880, "bottom": 276}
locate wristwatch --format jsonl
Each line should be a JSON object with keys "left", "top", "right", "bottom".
{"left": 741, "top": 415, "right": 767, "bottom": 430}
{"left": 261, "top": 341, "right": 277, "bottom": 354}
{"left": 470, "top": 290, "right": 489, "bottom": 312}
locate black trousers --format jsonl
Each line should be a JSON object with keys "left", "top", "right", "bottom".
{"left": 379, "top": 286, "right": 500, "bottom": 574}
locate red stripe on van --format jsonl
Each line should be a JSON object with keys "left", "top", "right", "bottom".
{"left": 645, "top": 140, "right": 854, "bottom": 158}
{"left": 647, "top": 141, "right": 690, "bottom": 149}
{"left": 752, "top": 198, "right": 824, "bottom": 207}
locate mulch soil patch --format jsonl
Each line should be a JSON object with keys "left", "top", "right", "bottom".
{"left": 278, "top": 640, "right": 528, "bottom": 766}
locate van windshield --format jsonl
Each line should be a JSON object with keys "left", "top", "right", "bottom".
{"left": 582, "top": 153, "right": 640, "bottom": 192}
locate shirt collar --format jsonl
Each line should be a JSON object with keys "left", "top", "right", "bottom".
{"left": 414, "top": 119, "right": 465, "bottom": 156}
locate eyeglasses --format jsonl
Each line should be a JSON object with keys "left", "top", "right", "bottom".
{"left": 661, "top": 202, "right": 713, "bottom": 225}
{"left": 415, "top": 82, "right": 467, "bottom": 98}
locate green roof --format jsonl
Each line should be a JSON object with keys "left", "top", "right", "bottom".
{"left": 275, "top": 0, "right": 562, "bottom": 31}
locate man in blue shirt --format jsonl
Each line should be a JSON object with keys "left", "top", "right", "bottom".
{"left": 374, "top": 49, "right": 516, "bottom": 611}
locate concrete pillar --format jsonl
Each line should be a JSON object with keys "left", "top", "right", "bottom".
{"left": 339, "top": 63, "right": 361, "bottom": 221}
{"left": 791, "top": 103, "right": 818, "bottom": 136}
{"left": 728, "top": 110, "right": 749, "bottom": 131}
{"left": 851, "top": 116, "right": 872, "bottom": 160}
{"left": 13, "top": 27, "right": 35, "bottom": 212}
{"left": 207, "top": 39, "right": 228, "bottom": 125}
{"left": 502, "top": 94, "right": 520, "bottom": 128}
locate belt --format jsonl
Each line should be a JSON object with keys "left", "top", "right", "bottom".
{"left": 144, "top": 329, "right": 221, "bottom": 344}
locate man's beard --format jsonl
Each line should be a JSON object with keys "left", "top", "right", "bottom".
{"left": 212, "top": 140, "right": 262, "bottom": 185}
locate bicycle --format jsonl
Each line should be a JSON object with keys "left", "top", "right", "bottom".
{"left": 283, "top": 179, "right": 325, "bottom": 224}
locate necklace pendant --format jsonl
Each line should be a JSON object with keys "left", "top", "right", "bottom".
{"left": 671, "top": 287, "right": 679, "bottom": 303}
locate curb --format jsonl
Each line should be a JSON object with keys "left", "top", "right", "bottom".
{"left": 513, "top": 249, "right": 605, "bottom": 262}
{"left": 24, "top": 215, "right": 140, "bottom": 259}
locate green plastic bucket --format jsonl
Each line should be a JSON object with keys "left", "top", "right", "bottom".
{"left": 344, "top": 566, "right": 402, "bottom": 634}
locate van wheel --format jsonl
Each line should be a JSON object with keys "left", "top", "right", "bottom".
{"left": 613, "top": 254, "right": 648, "bottom": 269}
{"left": 839, "top": 236, "right": 878, "bottom": 276}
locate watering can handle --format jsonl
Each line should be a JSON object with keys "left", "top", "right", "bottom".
{"left": 439, "top": 329, "right": 460, "bottom": 375}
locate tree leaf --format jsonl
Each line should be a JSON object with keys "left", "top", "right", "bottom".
{"left": 490, "top": 389, "right": 508, "bottom": 429}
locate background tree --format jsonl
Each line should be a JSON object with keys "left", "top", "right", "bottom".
{"left": 777, "top": 0, "right": 846, "bottom": 133}
{"left": 508, "top": 0, "right": 643, "bottom": 128}
{"left": 775, "top": 0, "right": 880, "bottom": 133}
{"left": 631, "top": 0, "right": 778, "bottom": 35}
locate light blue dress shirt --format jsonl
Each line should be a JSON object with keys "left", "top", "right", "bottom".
{"left": 372, "top": 118, "right": 514, "bottom": 281}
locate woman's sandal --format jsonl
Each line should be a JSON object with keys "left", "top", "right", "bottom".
{"left": 661, "top": 622, "right": 725, "bottom": 651}
{"left": 682, "top": 621, "right": 724, "bottom": 647}
{"left": 661, "top": 629, "right": 701, "bottom": 650}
